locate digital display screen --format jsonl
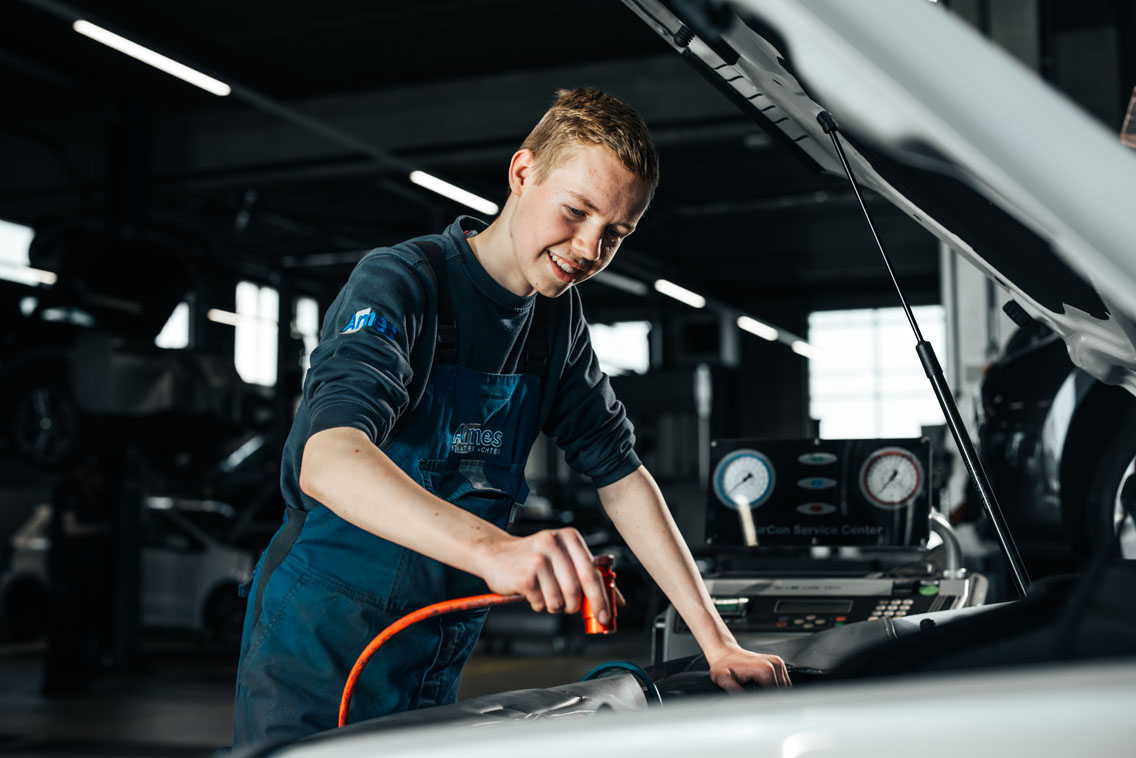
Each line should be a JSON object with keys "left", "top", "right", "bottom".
{"left": 774, "top": 599, "right": 854, "bottom": 614}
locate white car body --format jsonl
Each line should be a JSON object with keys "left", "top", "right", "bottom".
{"left": 0, "top": 497, "right": 252, "bottom": 636}
{"left": 279, "top": 661, "right": 1136, "bottom": 758}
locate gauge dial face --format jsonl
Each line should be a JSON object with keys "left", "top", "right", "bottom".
{"left": 713, "top": 449, "right": 775, "bottom": 509}
{"left": 859, "top": 447, "right": 924, "bottom": 509}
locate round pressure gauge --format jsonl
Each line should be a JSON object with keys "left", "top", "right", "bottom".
{"left": 859, "top": 446, "right": 924, "bottom": 509}
{"left": 712, "top": 449, "right": 775, "bottom": 509}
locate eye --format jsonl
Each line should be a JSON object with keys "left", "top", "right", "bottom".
{"left": 566, "top": 206, "right": 586, "bottom": 218}
{"left": 605, "top": 227, "right": 624, "bottom": 241}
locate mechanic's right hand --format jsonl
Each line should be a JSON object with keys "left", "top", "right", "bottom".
{"left": 477, "top": 528, "right": 609, "bottom": 623}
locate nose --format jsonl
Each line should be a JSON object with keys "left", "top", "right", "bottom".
{"left": 572, "top": 224, "right": 604, "bottom": 262}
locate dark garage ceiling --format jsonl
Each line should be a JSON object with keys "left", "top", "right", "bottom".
{"left": 0, "top": 0, "right": 1128, "bottom": 326}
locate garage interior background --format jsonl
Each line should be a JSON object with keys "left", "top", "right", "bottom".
{"left": 0, "top": 0, "right": 1133, "bottom": 754}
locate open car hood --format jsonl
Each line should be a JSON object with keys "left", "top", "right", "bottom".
{"left": 625, "top": 0, "right": 1136, "bottom": 393}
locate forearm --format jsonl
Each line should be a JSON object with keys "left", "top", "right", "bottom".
{"left": 299, "top": 426, "right": 505, "bottom": 578}
{"left": 301, "top": 427, "right": 613, "bottom": 618}
{"left": 598, "top": 466, "right": 739, "bottom": 659}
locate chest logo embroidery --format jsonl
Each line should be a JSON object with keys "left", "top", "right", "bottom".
{"left": 340, "top": 307, "right": 398, "bottom": 339}
{"left": 452, "top": 423, "right": 504, "bottom": 455}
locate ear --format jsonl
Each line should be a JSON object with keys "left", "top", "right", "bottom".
{"left": 508, "top": 149, "right": 536, "bottom": 197}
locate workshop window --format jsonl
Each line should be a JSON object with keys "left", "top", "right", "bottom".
{"left": 295, "top": 296, "right": 320, "bottom": 379}
{"left": 235, "top": 281, "right": 278, "bottom": 386}
{"left": 155, "top": 302, "right": 190, "bottom": 349}
{"left": 808, "top": 306, "right": 946, "bottom": 438}
{"left": 0, "top": 218, "right": 43, "bottom": 287}
{"left": 590, "top": 320, "right": 651, "bottom": 376}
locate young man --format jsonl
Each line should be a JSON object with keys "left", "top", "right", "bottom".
{"left": 231, "top": 88, "right": 789, "bottom": 749}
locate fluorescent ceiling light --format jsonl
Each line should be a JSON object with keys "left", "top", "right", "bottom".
{"left": 206, "top": 308, "right": 241, "bottom": 327}
{"left": 791, "top": 340, "right": 822, "bottom": 360}
{"left": 654, "top": 279, "right": 706, "bottom": 309}
{"left": 736, "top": 315, "right": 779, "bottom": 342}
{"left": 23, "top": 267, "right": 58, "bottom": 286}
{"left": 0, "top": 262, "right": 56, "bottom": 287}
{"left": 594, "top": 270, "right": 649, "bottom": 296}
{"left": 208, "top": 308, "right": 279, "bottom": 328}
{"left": 72, "top": 20, "right": 231, "bottom": 96}
{"left": 409, "top": 171, "right": 498, "bottom": 216}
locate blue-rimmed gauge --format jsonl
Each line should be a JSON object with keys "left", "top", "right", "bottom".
{"left": 859, "top": 446, "right": 924, "bottom": 509}
{"left": 712, "top": 449, "right": 775, "bottom": 509}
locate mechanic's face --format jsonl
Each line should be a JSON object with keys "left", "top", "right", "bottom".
{"left": 506, "top": 143, "right": 649, "bottom": 298}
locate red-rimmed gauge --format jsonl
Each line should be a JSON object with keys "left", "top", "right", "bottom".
{"left": 858, "top": 447, "right": 924, "bottom": 509}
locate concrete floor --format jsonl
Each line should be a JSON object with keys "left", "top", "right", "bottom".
{"left": 0, "top": 628, "right": 653, "bottom": 758}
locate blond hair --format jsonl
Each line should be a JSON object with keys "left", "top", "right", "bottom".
{"left": 521, "top": 88, "right": 659, "bottom": 199}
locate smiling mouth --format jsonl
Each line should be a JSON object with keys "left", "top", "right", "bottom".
{"left": 547, "top": 251, "right": 583, "bottom": 281}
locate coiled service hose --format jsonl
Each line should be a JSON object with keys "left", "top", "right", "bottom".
{"left": 338, "top": 593, "right": 524, "bottom": 727}
{"left": 339, "top": 556, "right": 617, "bottom": 727}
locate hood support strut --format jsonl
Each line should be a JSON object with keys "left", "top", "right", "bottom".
{"left": 818, "top": 111, "right": 1031, "bottom": 599}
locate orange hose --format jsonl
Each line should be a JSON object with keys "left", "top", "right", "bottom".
{"left": 338, "top": 593, "right": 525, "bottom": 727}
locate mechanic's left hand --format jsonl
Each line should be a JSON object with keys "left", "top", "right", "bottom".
{"left": 707, "top": 644, "right": 791, "bottom": 691}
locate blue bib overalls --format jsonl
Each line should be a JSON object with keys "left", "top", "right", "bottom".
{"left": 231, "top": 243, "right": 548, "bottom": 748}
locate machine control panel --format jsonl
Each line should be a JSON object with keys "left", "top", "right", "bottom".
{"left": 680, "top": 580, "right": 951, "bottom": 634}
{"left": 656, "top": 575, "right": 987, "bottom": 663}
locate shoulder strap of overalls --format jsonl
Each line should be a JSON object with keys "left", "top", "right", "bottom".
{"left": 415, "top": 238, "right": 550, "bottom": 377}
{"left": 383, "top": 238, "right": 554, "bottom": 446}
{"left": 417, "top": 240, "right": 459, "bottom": 364}
{"left": 524, "top": 291, "right": 551, "bottom": 377}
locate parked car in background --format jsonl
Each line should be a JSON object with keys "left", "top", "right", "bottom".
{"left": 0, "top": 496, "right": 253, "bottom": 647}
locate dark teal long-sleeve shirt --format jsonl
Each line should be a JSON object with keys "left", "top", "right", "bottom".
{"left": 280, "top": 216, "right": 640, "bottom": 514}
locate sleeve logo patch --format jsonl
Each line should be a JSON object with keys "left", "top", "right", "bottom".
{"left": 340, "top": 307, "right": 398, "bottom": 338}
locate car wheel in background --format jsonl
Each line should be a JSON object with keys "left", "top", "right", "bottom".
{"left": 1085, "top": 426, "right": 1136, "bottom": 561}
{"left": 12, "top": 372, "right": 81, "bottom": 469}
